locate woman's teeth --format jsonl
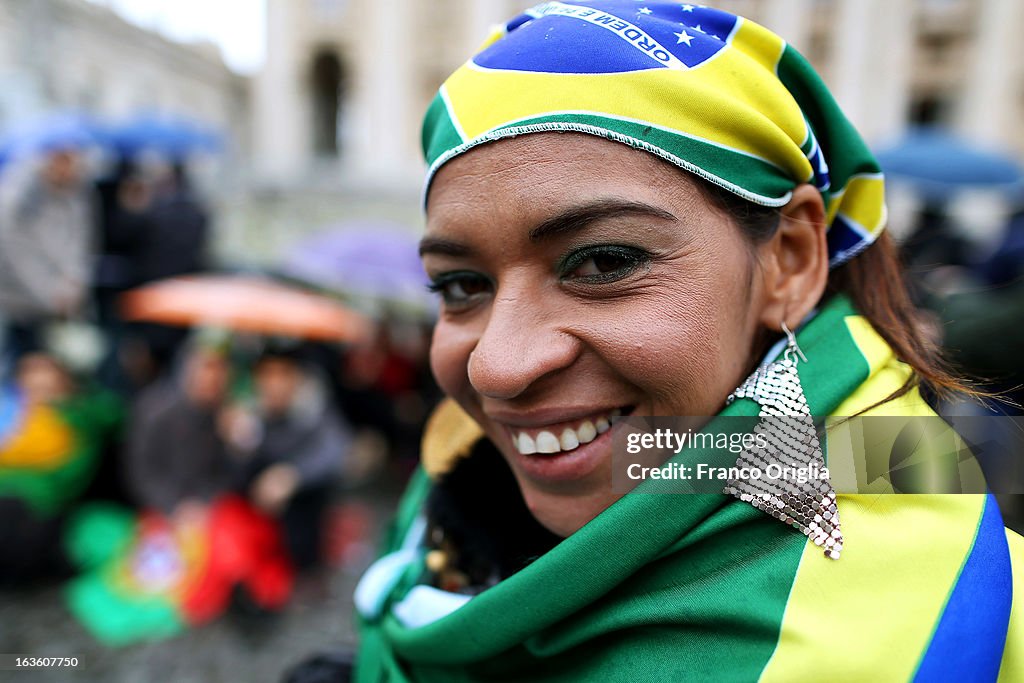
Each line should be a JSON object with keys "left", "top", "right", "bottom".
{"left": 513, "top": 409, "right": 622, "bottom": 455}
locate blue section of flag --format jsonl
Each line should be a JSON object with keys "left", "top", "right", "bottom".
{"left": 478, "top": 1, "right": 739, "bottom": 74}
{"left": 805, "top": 129, "right": 832, "bottom": 192}
{"left": 0, "top": 387, "right": 24, "bottom": 446}
{"left": 914, "top": 495, "right": 1013, "bottom": 682}
{"left": 826, "top": 215, "right": 869, "bottom": 265}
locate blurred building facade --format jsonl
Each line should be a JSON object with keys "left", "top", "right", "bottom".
{"left": 0, "top": 0, "right": 249, "bottom": 154}
{"left": 253, "top": 0, "right": 1024, "bottom": 192}
{"left": 254, "top": 0, "right": 529, "bottom": 189}
{"left": 756, "top": 0, "right": 1024, "bottom": 154}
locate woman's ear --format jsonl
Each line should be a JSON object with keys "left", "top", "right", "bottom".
{"left": 756, "top": 184, "right": 829, "bottom": 331}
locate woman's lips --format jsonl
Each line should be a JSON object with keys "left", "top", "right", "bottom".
{"left": 493, "top": 406, "right": 632, "bottom": 483}
{"left": 508, "top": 407, "right": 622, "bottom": 455}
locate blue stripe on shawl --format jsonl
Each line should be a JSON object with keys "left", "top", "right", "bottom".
{"left": 914, "top": 494, "right": 1012, "bottom": 682}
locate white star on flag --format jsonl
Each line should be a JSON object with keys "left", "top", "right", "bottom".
{"left": 693, "top": 24, "right": 705, "bottom": 33}
{"left": 638, "top": 6, "right": 653, "bottom": 14}
{"left": 681, "top": 4, "right": 695, "bottom": 11}
{"left": 674, "top": 30, "right": 693, "bottom": 45}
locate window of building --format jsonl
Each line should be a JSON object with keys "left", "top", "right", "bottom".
{"left": 310, "top": 49, "right": 344, "bottom": 157}
{"left": 909, "top": 95, "right": 951, "bottom": 126}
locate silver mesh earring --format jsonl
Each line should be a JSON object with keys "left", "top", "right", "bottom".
{"left": 724, "top": 322, "right": 843, "bottom": 560}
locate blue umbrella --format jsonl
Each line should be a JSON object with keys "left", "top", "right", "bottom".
{"left": 107, "top": 112, "right": 223, "bottom": 158}
{"left": 875, "top": 127, "right": 1023, "bottom": 199}
{"left": 0, "top": 112, "right": 101, "bottom": 168}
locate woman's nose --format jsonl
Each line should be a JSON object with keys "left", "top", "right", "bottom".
{"left": 467, "top": 292, "right": 581, "bottom": 400}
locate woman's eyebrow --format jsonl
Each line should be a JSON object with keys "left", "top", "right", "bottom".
{"left": 418, "top": 199, "right": 677, "bottom": 256}
{"left": 529, "top": 199, "right": 677, "bottom": 243}
{"left": 419, "top": 236, "right": 474, "bottom": 257}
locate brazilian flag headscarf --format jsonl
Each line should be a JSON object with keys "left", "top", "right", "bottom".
{"left": 421, "top": 0, "right": 886, "bottom": 266}
{"left": 356, "top": 3, "right": 1023, "bottom": 681}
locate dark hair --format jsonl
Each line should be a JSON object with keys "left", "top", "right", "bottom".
{"left": 698, "top": 181, "right": 972, "bottom": 407}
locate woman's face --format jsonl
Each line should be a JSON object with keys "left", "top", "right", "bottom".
{"left": 422, "top": 133, "right": 774, "bottom": 537}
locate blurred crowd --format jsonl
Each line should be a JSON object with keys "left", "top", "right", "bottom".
{"left": 0, "top": 128, "right": 440, "bottom": 606}
{"left": 905, "top": 201, "right": 1024, "bottom": 413}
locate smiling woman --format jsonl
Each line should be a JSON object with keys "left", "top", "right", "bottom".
{"left": 422, "top": 134, "right": 826, "bottom": 538}
{"left": 352, "top": 2, "right": 1023, "bottom": 682}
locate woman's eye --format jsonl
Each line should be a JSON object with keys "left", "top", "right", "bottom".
{"left": 572, "top": 252, "right": 633, "bottom": 277}
{"left": 427, "top": 272, "right": 492, "bottom": 308}
{"left": 561, "top": 246, "right": 650, "bottom": 283}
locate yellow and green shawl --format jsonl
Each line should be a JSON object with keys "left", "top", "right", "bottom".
{"left": 354, "top": 296, "right": 1022, "bottom": 682}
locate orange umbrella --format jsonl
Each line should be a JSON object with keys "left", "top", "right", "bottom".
{"left": 120, "top": 275, "right": 373, "bottom": 343}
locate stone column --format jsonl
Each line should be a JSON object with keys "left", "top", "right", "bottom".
{"left": 346, "top": 0, "right": 416, "bottom": 185}
{"left": 826, "top": 0, "right": 914, "bottom": 145}
{"left": 827, "top": 0, "right": 875, "bottom": 134}
{"left": 957, "top": 0, "right": 1024, "bottom": 149}
{"left": 253, "top": 0, "right": 307, "bottom": 183}
{"left": 867, "top": 0, "right": 914, "bottom": 144}
{"left": 760, "top": 0, "right": 814, "bottom": 55}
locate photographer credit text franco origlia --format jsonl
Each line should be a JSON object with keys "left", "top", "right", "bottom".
{"left": 625, "top": 460, "right": 831, "bottom": 484}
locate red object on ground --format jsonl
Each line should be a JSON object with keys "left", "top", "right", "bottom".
{"left": 181, "top": 496, "right": 294, "bottom": 624}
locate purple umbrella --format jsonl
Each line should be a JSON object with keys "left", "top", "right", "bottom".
{"left": 281, "top": 223, "right": 434, "bottom": 315}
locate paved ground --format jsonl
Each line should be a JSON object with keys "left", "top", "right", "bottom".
{"left": 1, "top": 488, "right": 400, "bottom": 683}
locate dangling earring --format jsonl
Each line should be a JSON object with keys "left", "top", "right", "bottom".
{"left": 725, "top": 321, "right": 843, "bottom": 560}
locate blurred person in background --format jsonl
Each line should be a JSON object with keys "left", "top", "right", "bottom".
{"left": 333, "top": 323, "right": 441, "bottom": 476}
{"left": 124, "top": 340, "right": 235, "bottom": 520}
{"left": 15, "top": 351, "right": 75, "bottom": 405}
{"left": 900, "top": 201, "right": 1024, "bottom": 412}
{"left": 136, "top": 161, "right": 209, "bottom": 286}
{"left": 0, "top": 351, "right": 121, "bottom": 585}
{"left": 93, "top": 158, "right": 153, "bottom": 393}
{"left": 0, "top": 148, "right": 94, "bottom": 372}
{"left": 931, "top": 203, "right": 1024, "bottom": 533}
{"left": 981, "top": 206, "right": 1024, "bottom": 288}
{"left": 938, "top": 210, "right": 1024, "bottom": 414}
{"left": 94, "top": 158, "right": 151, "bottom": 299}
{"left": 903, "top": 202, "right": 972, "bottom": 275}
{"left": 122, "top": 161, "right": 213, "bottom": 389}
{"left": 225, "top": 346, "right": 352, "bottom": 570}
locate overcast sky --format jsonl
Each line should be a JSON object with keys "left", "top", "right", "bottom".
{"left": 85, "top": 0, "right": 266, "bottom": 74}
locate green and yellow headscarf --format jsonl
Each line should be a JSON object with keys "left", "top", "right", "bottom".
{"left": 422, "top": 1, "right": 886, "bottom": 266}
